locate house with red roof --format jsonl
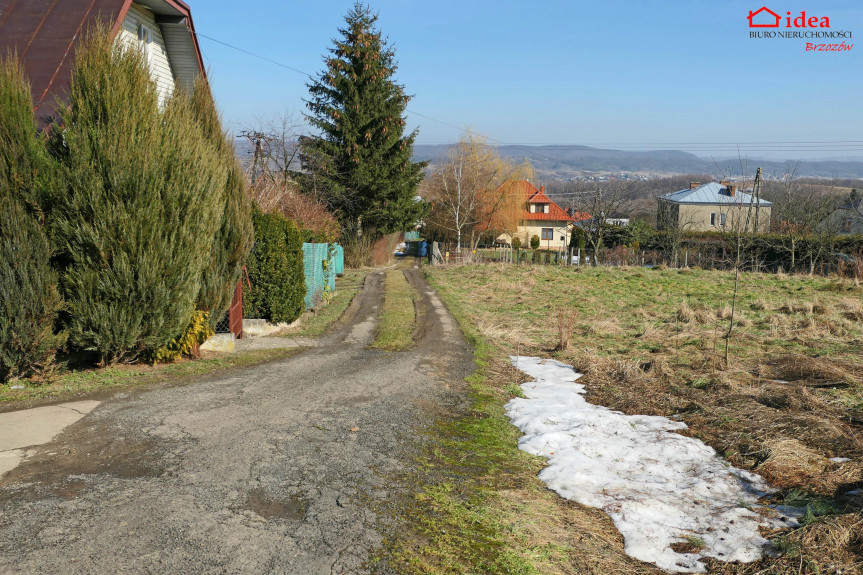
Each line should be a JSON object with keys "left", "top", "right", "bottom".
{"left": 495, "top": 180, "right": 590, "bottom": 249}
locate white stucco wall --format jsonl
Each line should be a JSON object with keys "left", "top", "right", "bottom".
{"left": 498, "top": 222, "right": 572, "bottom": 248}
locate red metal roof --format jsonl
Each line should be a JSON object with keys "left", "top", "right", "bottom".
{"left": 0, "top": 0, "right": 205, "bottom": 126}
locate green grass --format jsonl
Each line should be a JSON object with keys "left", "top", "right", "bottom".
{"left": 386, "top": 303, "right": 557, "bottom": 575}
{"left": 371, "top": 269, "right": 417, "bottom": 351}
{"left": 284, "top": 268, "right": 369, "bottom": 338}
{"left": 0, "top": 347, "right": 301, "bottom": 406}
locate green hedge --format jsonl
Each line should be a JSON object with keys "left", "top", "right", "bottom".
{"left": 0, "top": 57, "right": 65, "bottom": 382}
{"left": 602, "top": 223, "right": 863, "bottom": 271}
{"left": 244, "top": 210, "right": 305, "bottom": 323}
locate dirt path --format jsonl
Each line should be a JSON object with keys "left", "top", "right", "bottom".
{"left": 0, "top": 267, "right": 473, "bottom": 575}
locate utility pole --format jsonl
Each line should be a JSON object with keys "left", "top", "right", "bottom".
{"left": 239, "top": 130, "right": 270, "bottom": 184}
{"left": 753, "top": 167, "right": 762, "bottom": 233}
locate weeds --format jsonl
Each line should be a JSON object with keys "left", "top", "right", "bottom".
{"left": 425, "top": 263, "right": 863, "bottom": 574}
{"left": 372, "top": 270, "right": 417, "bottom": 351}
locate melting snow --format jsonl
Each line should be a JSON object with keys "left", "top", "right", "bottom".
{"left": 506, "top": 356, "right": 791, "bottom": 573}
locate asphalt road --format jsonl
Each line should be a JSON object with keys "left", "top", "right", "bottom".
{"left": 0, "top": 266, "right": 473, "bottom": 575}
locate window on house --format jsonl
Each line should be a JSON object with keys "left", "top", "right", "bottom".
{"left": 541, "top": 228, "right": 553, "bottom": 240}
{"left": 720, "top": 213, "right": 727, "bottom": 226}
{"left": 710, "top": 212, "right": 717, "bottom": 226}
{"left": 136, "top": 22, "right": 149, "bottom": 45}
{"left": 842, "top": 216, "right": 853, "bottom": 233}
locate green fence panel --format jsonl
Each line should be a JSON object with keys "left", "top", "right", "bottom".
{"left": 334, "top": 244, "right": 344, "bottom": 275}
{"left": 302, "top": 243, "right": 340, "bottom": 310}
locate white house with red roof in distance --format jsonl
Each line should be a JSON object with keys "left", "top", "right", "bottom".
{"left": 495, "top": 180, "right": 590, "bottom": 249}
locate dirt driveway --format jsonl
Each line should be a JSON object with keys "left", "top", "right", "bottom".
{"left": 0, "top": 267, "right": 473, "bottom": 574}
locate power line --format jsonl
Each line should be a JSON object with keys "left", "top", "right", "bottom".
{"left": 193, "top": 32, "right": 863, "bottom": 161}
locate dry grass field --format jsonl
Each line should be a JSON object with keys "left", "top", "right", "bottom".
{"left": 415, "top": 263, "right": 863, "bottom": 574}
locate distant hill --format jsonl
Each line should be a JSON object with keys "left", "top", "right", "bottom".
{"left": 411, "top": 144, "right": 863, "bottom": 180}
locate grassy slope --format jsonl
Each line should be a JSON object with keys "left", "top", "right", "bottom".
{"left": 372, "top": 269, "right": 417, "bottom": 351}
{"left": 420, "top": 263, "right": 863, "bottom": 574}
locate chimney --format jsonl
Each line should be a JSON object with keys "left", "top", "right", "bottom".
{"left": 719, "top": 180, "right": 736, "bottom": 196}
{"left": 689, "top": 182, "right": 700, "bottom": 189}
{"left": 540, "top": 185, "right": 546, "bottom": 193}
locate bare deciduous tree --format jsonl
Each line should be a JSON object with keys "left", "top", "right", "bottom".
{"left": 423, "top": 132, "right": 531, "bottom": 256}
{"left": 242, "top": 110, "right": 305, "bottom": 187}
{"left": 566, "top": 181, "right": 633, "bottom": 266}
{"left": 770, "top": 165, "right": 841, "bottom": 272}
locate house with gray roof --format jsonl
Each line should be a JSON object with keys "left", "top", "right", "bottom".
{"left": 657, "top": 181, "right": 772, "bottom": 233}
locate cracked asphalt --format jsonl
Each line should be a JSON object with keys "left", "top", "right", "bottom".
{"left": 0, "top": 266, "right": 473, "bottom": 574}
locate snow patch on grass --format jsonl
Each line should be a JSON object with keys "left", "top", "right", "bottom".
{"left": 506, "top": 356, "right": 792, "bottom": 573}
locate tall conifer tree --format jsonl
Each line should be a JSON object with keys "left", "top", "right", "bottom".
{"left": 0, "top": 57, "right": 64, "bottom": 381}
{"left": 302, "top": 2, "right": 426, "bottom": 235}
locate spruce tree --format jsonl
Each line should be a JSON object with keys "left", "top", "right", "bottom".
{"left": 0, "top": 57, "right": 65, "bottom": 381}
{"left": 302, "top": 2, "right": 427, "bottom": 235}
{"left": 50, "top": 30, "right": 226, "bottom": 363}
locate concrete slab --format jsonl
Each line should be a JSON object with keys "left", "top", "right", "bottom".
{"left": 233, "top": 336, "right": 314, "bottom": 352}
{"left": 200, "top": 333, "right": 235, "bottom": 352}
{"left": 242, "top": 318, "right": 301, "bottom": 338}
{"left": 0, "top": 400, "right": 100, "bottom": 477}
{"left": 0, "top": 449, "right": 27, "bottom": 477}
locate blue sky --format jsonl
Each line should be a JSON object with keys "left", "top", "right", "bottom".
{"left": 192, "top": 1, "right": 862, "bottom": 159}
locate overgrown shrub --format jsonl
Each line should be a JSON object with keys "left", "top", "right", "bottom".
{"left": 49, "top": 30, "right": 228, "bottom": 363}
{"left": 146, "top": 310, "right": 214, "bottom": 363}
{"left": 244, "top": 210, "right": 305, "bottom": 323}
{"left": 190, "top": 79, "right": 254, "bottom": 326}
{"left": 250, "top": 179, "right": 339, "bottom": 243}
{"left": 0, "top": 57, "right": 65, "bottom": 382}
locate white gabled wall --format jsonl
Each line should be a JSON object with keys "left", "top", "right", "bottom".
{"left": 116, "top": 3, "right": 176, "bottom": 106}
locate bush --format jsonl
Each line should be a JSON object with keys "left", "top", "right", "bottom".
{"left": 147, "top": 310, "right": 214, "bottom": 363}
{"left": 49, "top": 30, "right": 228, "bottom": 363}
{"left": 530, "top": 234, "right": 540, "bottom": 249}
{"left": 511, "top": 236, "right": 521, "bottom": 250}
{"left": 0, "top": 57, "right": 65, "bottom": 382}
{"left": 244, "top": 210, "right": 305, "bottom": 323}
{"left": 190, "top": 80, "right": 253, "bottom": 326}
{"left": 250, "top": 179, "right": 339, "bottom": 243}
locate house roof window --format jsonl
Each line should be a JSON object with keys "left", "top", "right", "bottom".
{"left": 531, "top": 203, "right": 549, "bottom": 214}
